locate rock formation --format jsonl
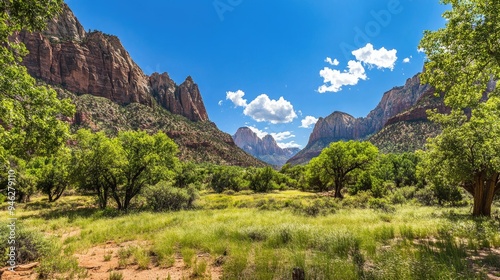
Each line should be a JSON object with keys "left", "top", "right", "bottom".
{"left": 287, "top": 74, "right": 431, "bottom": 165}
{"left": 233, "top": 127, "right": 300, "bottom": 166}
{"left": 18, "top": 3, "right": 208, "bottom": 122}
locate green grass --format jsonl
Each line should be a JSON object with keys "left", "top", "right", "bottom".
{"left": 1, "top": 192, "right": 499, "bottom": 279}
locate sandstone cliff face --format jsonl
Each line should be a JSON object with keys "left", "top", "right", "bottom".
{"left": 19, "top": 4, "right": 208, "bottom": 122}
{"left": 360, "top": 74, "right": 430, "bottom": 135}
{"left": 287, "top": 74, "right": 430, "bottom": 165}
{"left": 149, "top": 73, "right": 209, "bottom": 122}
{"left": 307, "top": 111, "right": 357, "bottom": 146}
{"left": 233, "top": 127, "right": 299, "bottom": 166}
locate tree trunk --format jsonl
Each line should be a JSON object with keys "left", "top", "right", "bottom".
{"left": 333, "top": 178, "right": 344, "bottom": 198}
{"left": 472, "top": 173, "right": 496, "bottom": 217}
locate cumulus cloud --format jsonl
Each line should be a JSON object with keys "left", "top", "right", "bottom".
{"left": 318, "top": 60, "right": 367, "bottom": 93}
{"left": 243, "top": 94, "right": 297, "bottom": 124}
{"left": 403, "top": 57, "right": 410, "bottom": 63}
{"left": 417, "top": 47, "right": 425, "bottom": 53}
{"left": 300, "top": 116, "right": 319, "bottom": 128}
{"left": 277, "top": 141, "right": 301, "bottom": 149}
{"left": 270, "top": 131, "right": 295, "bottom": 141}
{"left": 325, "top": 57, "right": 340, "bottom": 66}
{"left": 218, "top": 100, "right": 223, "bottom": 106}
{"left": 352, "top": 43, "right": 397, "bottom": 70}
{"left": 226, "top": 90, "right": 247, "bottom": 107}
{"left": 227, "top": 90, "right": 297, "bottom": 124}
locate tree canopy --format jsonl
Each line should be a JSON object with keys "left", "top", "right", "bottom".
{"left": 311, "top": 141, "right": 378, "bottom": 198}
{"left": 0, "top": 0, "right": 74, "bottom": 165}
{"left": 419, "top": 0, "right": 500, "bottom": 216}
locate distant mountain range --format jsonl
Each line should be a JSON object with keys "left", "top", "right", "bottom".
{"left": 287, "top": 74, "right": 447, "bottom": 165}
{"left": 232, "top": 127, "right": 300, "bottom": 166}
{"left": 19, "top": 4, "right": 266, "bottom": 167}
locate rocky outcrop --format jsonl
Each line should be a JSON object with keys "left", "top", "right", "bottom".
{"left": 18, "top": 3, "right": 208, "bottom": 122}
{"left": 287, "top": 74, "right": 430, "bottom": 165}
{"left": 233, "top": 127, "right": 300, "bottom": 166}
{"left": 149, "top": 73, "right": 208, "bottom": 122}
{"left": 368, "top": 88, "right": 449, "bottom": 153}
{"left": 307, "top": 111, "right": 357, "bottom": 146}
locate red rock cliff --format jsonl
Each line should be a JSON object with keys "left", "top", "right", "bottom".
{"left": 18, "top": 4, "right": 208, "bottom": 122}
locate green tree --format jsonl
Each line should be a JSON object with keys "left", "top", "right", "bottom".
{"left": 31, "top": 147, "right": 72, "bottom": 202}
{"left": 0, "top": 0, "right": 74, "bottom": 165}
{"left": 305, "top": 157, "right": 330, "bottom": 192}
{"left": 312, "top": 141, "right": 378, "bottom": 198}
{"left": 1, "top": 157, "right": 37, "bottom": 202}
{"left": 419, "top": 0, "right": 500, "bottom": 216}
{"left": 422, "top": 100, "right": 500, "bottom": 215}
{"left": 73, "top": 129, "right": 124, "bottom": 209}
{"left": 114, "top": 131, "right": 178, "bottom": 210}
{"left": 210, "top": 166, "right": 244, "bottom": 193}
{"left": 248, "top": 166, "right": 277, "bottom": 193}
{"left": 174, "top": 161, "right": 202, "bottom": 189}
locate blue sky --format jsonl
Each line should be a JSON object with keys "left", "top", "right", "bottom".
{"left": 66, "top": 0, "right": 449, "bottom": 148}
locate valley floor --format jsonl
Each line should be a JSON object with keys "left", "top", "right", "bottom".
{"left": 1, "top": 191, "right": 500, "bottom": 280}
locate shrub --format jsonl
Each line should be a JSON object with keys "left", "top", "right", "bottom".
{"left": 109, "top": 271, "right": 123, "bottom": 280}
{"left": 210, "top": 166, "right": 243, "bottom": 193}
{"left": 368, "top": 198, "right": 395, "bottom": 213}
{"left": 143, "top": 181, "right": 198, "bottom": 211}
{"left": 341, "top": 191, "right": 372, "bottom": 208}
{"left": 248, "top": 167, "right": 278, "bottom": 193}
{"left": 290, "top": 198, "right": 338, "bottom": 217}
{"left": 0, "top": 226, "right": 51, "bottom": 265}
{"left": 414, "top": 185, "right": 436, "bottom": 206}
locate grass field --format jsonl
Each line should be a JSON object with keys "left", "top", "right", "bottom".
{"left": 1, "top": 191, "right": 500, "bottom": 279}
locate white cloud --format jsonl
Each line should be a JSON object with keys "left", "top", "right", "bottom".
{"left": 248, "top": 126, "right": 268, "bottom": 139}
{"left": 218, "top": 100, "right": 223, "bottom": 106}
{"left": 300, "top": 116, "right": 318, "bottom": 128}
{"left": 325, "top": 57, "right": 340, "bottom": 66}
{"left": 226, "top": 90, "right": 247, "bottom": 107}
{"left": 352, "top": 43, "right": 397, "bottom": 70}
{"left": 227, "top": 90, "right": 297, "bottom": 124}
{"left": 270, "top": 131, "right": 295, "bottom": 141}
{"left": 277, "top": 141, "right": 301, "bottom": 149}
{"left": 243, "top": 94, "right": 297, "bottom": 124}
{"left": 403, "top": 57, "right": 410, "bottom": 63}
{"left": 318, "top": 60, "right": 367, "bottom": 93}
{"left": 417, "top": 47, "right": 425, "bottom": 53}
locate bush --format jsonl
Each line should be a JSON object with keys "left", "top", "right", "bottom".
{"left": 389, "top": 186, "right": 416, "bottom": 205}
{"left": 414, "top": 186, "right": 436, "bottom": 206}
{"left": 290, "top": 198, "right": 338, "bottom": 217}
{"left": 210, "top": 166, "right": 244, "bottom": 193}
{"left": 0, "top": 226, "right": 51, "bottom": 265}
{"left": 248, "top": 167, "right": 278, "bottom": 193}
{"left": 341, "top": 191, "right": 373, "bottom": 208}
{"left": 143, "top": 181, "right": 198, "bottom": 211}
{"left": 368, "top": 198, "right": 395, "bottom": 213}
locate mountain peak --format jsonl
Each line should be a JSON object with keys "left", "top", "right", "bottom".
{"left": 233, "top": 127, "right": 300, "bottom": 166}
